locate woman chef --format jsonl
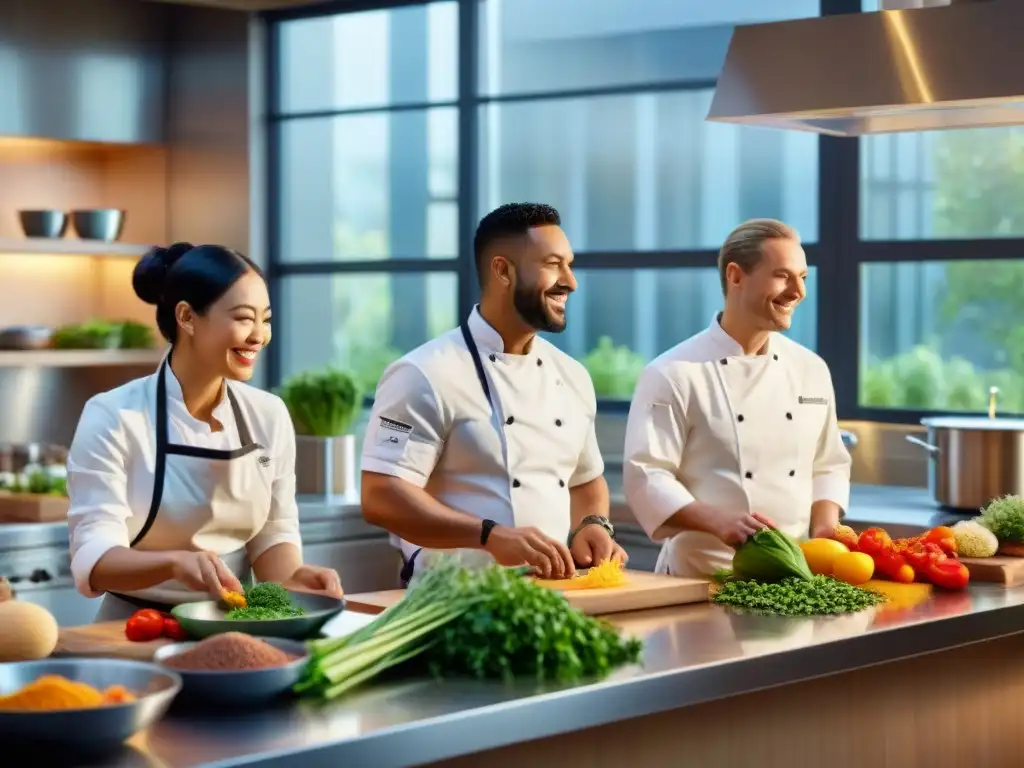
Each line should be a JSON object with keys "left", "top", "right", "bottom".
{"left": 66, "top": 242, "right": 343, "bottom": 621}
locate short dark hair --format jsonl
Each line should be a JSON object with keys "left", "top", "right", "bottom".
{"left": 133, "top": 242, "right": 263, "bottom": 344}
{"left": 473, "top": 203, "right": 561, "bottom": 286}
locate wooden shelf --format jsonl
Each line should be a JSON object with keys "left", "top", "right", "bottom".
{"left": 0, "top": 237, "right": 150, "bottom": 258}
{"left": 0, "top": 349, "right": 164, "bottom": 368}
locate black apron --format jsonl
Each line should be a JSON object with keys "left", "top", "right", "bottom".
{"left": 104, "top": 359, "right": 261, "bottom": 613}
{"left": 399, "top": 316, "right": 494, "bottom": 587}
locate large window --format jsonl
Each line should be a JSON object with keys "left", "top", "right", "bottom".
{"left": 267, "top": 0, "right": 1024, "bottom": 421}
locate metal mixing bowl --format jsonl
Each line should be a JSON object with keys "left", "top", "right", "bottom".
{"left": 171, "top": 591, "right": 344, "bottom": 640}
{"left": 71, "top": 209, "right": 125, "bottom": 242}
{"left": 0, "top": 658, "right": 181, "bottom": 755}
{"left": 153, "top": 637, "right": 309, "bottom": 706}
{"left": 18, "top": 209, "right": 68, "bottom": 238}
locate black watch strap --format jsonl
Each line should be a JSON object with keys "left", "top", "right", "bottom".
{"left": 480, "top": 518, "right": 498, "bottom": 546}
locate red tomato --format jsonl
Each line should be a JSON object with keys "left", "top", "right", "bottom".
{"left": 857, "top": 527, "right": 892, "bottom": 556}
{"left": 125, "top": 609, "right": 165, "bottom": 642}
{"left": 162, "top": 617, "right": 187, "bottom": 641}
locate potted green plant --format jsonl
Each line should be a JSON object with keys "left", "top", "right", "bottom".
{"left": 277, "top": 366, "right": 362, "bottom": 497}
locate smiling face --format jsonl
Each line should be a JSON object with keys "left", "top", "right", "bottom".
{"left": 176, "top": 270, "right": 272, "bottom": 382}
{"left": 499, "top": 224, "right": 577, "bottom": 333}
{"left": 727, "top": 236, "right": 808, "bottom": 332}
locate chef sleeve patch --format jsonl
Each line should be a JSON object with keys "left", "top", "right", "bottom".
{"left": 374, "top": 416, "right": 414, "bottom": 458}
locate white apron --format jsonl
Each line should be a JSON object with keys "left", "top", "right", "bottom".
{"left": 93, "top": 359, "right": 272, "bottom": 622}
{"left": 654, "top": 348, "right": 818, "bottom": 578}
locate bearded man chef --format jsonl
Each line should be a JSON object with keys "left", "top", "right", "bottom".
{"left": 623, "top": 219, "right": 850, "bottom": 578}
{"left": 361, "top": 203, "right": 626, "bottom": 584}
{"left": 66, "top": 242, "right": 343, "bottom": 622}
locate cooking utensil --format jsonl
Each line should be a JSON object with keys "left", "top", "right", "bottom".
{"left": 171, "top": 591, "right": 344, "bottom": 640}
{"left": 152, "top": 638, "right": 308, "bottom": 707}
{"left": 71, "top": 209, "right": 125, "bottom": 242}
{"left": 17, "top": 210, "right": 67, "bottom": 239}
{"left": 0, "top": 325, "right": 52, "bottom": 350}
{"left": 0, "top": 658, "right": 181, "bottom": 755}
{"left": 906, "top": 415, "right": 1024, "bottom": 510}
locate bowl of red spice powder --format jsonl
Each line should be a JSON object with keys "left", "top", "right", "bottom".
{"left": 152, "top": 632, "right": 308, "bottom": 706}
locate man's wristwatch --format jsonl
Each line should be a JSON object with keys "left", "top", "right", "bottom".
{"left": 567, "top": 515, "right": 615, "bottom": 548}
{"left": 480, "top": 519, "right": 498, "bottom": 546}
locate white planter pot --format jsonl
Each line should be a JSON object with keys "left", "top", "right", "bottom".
{"left": 295, "top": 434, "right": 357, "bottom": 497}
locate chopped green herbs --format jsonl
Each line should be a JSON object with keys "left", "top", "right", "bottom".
{"left": 225, "top": 582, "right": 305, "bottom": 621}
{"left": 297, "top": 559, "right": 643, "bottom": 700}
{"left": 712, "top": 575, "right": 886, "bottom": 617}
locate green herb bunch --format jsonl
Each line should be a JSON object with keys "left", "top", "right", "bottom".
{"left": 422, "top": 564, "right": 643, "bottom": 683}
{"left": 226, "top": 582, "right": 305, "bottom": 620}
{"left": 277, "top": 366, "right": 361, "bottom": 437}
{"left": 978, "top": 495, "right": 1024, "bottom": 543}
{"left": 712, "top": 575, "right": 885, "bottom": 617}
{"left": 297, "top": 559, "right": 643, "bottom": 701}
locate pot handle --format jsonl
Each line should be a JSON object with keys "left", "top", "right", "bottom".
{"left": 905, "top": 435, "right": 940, "bottom": 458}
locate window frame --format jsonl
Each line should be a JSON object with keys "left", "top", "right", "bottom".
{"left": 264, "top": 0, "right": 1024, "bottom": 424}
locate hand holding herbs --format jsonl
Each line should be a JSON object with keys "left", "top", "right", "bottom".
{"left": 297, "top": 560, "right": 643, "bottom": 700}
{"left": 712, "top": 528, "right": 884, "bottom": 616}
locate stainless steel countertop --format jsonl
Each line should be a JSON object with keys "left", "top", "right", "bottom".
{"left": 114, "top": 581, "right": 1022, "bottom": 768}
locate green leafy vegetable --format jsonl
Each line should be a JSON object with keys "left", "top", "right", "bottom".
{"left": 712, "top": 575, "right": 885, "bottom": 617}
{"left": 978, "top": 495, "right": 1024, "bottom": 543}
{"left": 296, "top": 559, "right": 642, "bottom": 700}
{"left": 732, "top": 528, "right": 814, "bottom": 583}
{"left": 276, "top": 367, "right": 361, "bottom": 437}
{"left": 226, "top": 582, "right": 305, "bottom": 620}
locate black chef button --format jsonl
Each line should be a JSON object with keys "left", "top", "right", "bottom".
{"left": 745, "top": 471, "right": 753, "bottom": 479}
{"left": 786, "top": 412, "right": 793, "bottom": 420}
{"left": 737, "top": 414, "right": 745, "bottom": 422}
{"left": 559, "top": 479, "right": 566, "bottom": 487}
{"left": 537, "top": 358, "right": 543, "bottom": 367}
{"left": 555, "top": 419, "right": 562, "bottom": 427}
{"left": 773, "top": 354, "right": 779, "bottom": 361}
{"left": 512, "top": 479, "right": 521, "bottom": 488}
{"left": 505, "top": 416, "right": 515, "bottom": 425}
{"left": 720, "top": 358, "right": 728, "bottom": 365}
{"left": 789, "top": 470, "right": 796, "bottom": 477}
{"left": 489, "top": 354, "right": 497, "bottom": 362}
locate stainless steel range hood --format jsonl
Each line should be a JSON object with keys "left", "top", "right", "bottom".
{"left": 707, "top": 0, "right": 1024, "bottom": 136}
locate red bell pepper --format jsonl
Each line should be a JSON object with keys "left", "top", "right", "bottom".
{"left": 903, "top": 541, "right": 947, "bottom": 572}
{"left": 924, "top": 558, "right": 970, "bottom": 590}
{"left": 923, "top": 526, "right": 958, "bottom": 556}
{"left": 858, "top": 527, "right": 893, "bottom": 557}
{"left": 871, "top": 547, "right": 915, "bottom": 583}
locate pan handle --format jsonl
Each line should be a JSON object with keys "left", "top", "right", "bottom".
{"left": 905, "top": 435, "right": 940, "bottom": 458}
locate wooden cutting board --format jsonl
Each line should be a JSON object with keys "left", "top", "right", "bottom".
{"left": 54, "top": 621, "right": 173, "bottom": 661}
{"left": 0, "top": 492, "right": 69, "bottom": 523}
{"left": 345, "top": 570, "right": 710, "bottom": 616}
{"left": 960, "top": 556, "right": 1024, "bottom": 586}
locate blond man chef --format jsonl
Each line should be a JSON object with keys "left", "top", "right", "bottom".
{"left": 623, "top": 219, "right": 850, "bottom": 578}
{"left": 361, "top": 202, "right": 626, "bottom": 584}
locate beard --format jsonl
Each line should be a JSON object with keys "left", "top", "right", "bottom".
{"left": 513, "top": 283, "right": 568, "bottom": 333}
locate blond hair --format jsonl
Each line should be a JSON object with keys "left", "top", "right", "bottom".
{"left": 717, "top": 218, "right": 800, "bottom": 295}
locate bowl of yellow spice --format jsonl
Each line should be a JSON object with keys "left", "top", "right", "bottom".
{"left": 0, "top": 658, "right": 181, "bottom": 755}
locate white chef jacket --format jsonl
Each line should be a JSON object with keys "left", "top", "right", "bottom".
{"left": 361, "top": 307, "right": 605, "bottom": 564}
{"left": 66, "top": 368, "right": 303, "bottom": 599}
{"left": 623, "top": 315, "right": 850, "bottom": 578}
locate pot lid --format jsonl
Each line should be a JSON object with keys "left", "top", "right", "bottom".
{"left": 920, "top": 416, "right": 1024, "bottom": 430}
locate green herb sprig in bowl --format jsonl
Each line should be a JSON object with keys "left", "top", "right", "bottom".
{"left": 225, "top": 582, "right": 306, "bottom": 621}
{"left": 276, "top": 366, "right": 361, "bottom": 437}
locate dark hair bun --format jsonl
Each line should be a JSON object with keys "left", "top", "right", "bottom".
{"left": 132, "top": 241, "right": 194, "bottom": 305}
